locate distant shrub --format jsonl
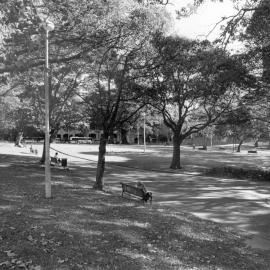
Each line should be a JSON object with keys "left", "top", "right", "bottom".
{"left": 158, "top": 134, "right": 168, "bottom": 143}
{"left": 206, "top": 166, "right": 270, "bottom": 181}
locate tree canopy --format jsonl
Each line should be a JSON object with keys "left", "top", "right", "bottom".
{"left": 146, "top": 34, "right": 254, "bottom": 168}
{"left": 1, "top": 0, "right": 267, "bottom": 191}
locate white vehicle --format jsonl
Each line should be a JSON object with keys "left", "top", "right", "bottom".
{"left": 69, "top": 137, "right": 93, "bottom": 144}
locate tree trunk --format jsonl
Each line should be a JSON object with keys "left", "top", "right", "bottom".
{"left": 203, "top": 135, "right": 207, "bottom": 149}
{"left": 237, "top": 140, "right": 244, "bottom": 152}
{"left": 120, "top": 128, "right": 129, "bottom": 144}
{"left": 40, "top": 133, "right": 55, "bottom": 164}
{"left": 170, "top": 132, "right": 182, "bottom": 169}
{"left": 15, "top": 132, "right": 23, "bottom": 147}
{"left": 254, "top": 139, "right": 259, "bottom": 148}
{"left": 93, "top": 134, "right": 108, "bottom": 190}
{"left": 40, "top": 140, "right": 46, "bottom": 163}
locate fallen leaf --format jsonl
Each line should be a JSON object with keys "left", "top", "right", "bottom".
{"left": 5, "top": 250, "right": 16, "bottom": 257}
{"left": 29, "top": 265, "right": 42, "bottom": 270}
{"left": 0, "top": 261, "right": 11, "bottom": 267}
{"left": 27, "top": 235, "right": 34, "bottom": 241}
{"left": 41, "top": 240, "right": 48, "bottom": 246}
{"left": 25, "top": 260, "right": 33, "bottom": 265}
{"left": 17, "top": 262, "right": 27, "bottom": 268}
{"left": 57, "top": 258, "right": 65, "bottom": 264}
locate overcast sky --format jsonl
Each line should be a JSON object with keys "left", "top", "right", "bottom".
{"left": 166, "top": 0, "right": 237, "bottom": 41}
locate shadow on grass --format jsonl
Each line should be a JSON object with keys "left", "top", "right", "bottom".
{"left": 103, "top": 164, "right": 270, "bottom": 252}
{"left": 78, "top": 147, "right": 270, "bottom": 177}
{"left": 1, "top": 153, "right": 270, "bottom": 269}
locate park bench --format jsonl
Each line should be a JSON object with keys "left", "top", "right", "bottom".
{"left": 50, "top": 157, "right": 60, "bottom": 166}
{"left": 198, "top": 146, "right": 207, "bottom": 150}
{"left": 248, "top": 150, "right": 257, "bottom": 153}
{"left": 120, "top": 182, "right": 152, "bottom": 204}
{"left": 50, "top": 157, "right": 68, "bottom": 168}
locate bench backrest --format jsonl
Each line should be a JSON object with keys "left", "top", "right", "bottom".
{"left": 121, "top": 183, "right": 145, "bottom": 197}
{"left": 51, "top": 157, "right": 58, "bottom": 163}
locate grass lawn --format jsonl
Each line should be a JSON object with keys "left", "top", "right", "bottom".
{"left": 45, "top": 142, "right": 270, "bottom": 174}
{"left": 1, "top": 144, "right": 270, "bottom": 269}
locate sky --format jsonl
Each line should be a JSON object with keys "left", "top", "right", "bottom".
{"left": 166, "top": 0, "right": 238, "bottom": 41}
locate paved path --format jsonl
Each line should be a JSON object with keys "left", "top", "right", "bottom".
{"left": 1, "top": 142, "right": 270, "bottom": 250}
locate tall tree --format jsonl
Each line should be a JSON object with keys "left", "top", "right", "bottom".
{"left": 147, "top": 35, "right": 254, "bottom": 169}
{"left": 215, "top": 105, "right": 267, "bottom": 152}
{"left": 78, "top": 0, "right": 169, "bottom": 190}
{"left": 17, "top": 63, "right": 85, "bottom": 162}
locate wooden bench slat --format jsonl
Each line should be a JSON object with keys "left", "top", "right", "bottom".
{"left": 120, "top": 182, "right": 152, "bottom": 203}
{"left": 51, "top": 157, "right": 58, "bottom": 163}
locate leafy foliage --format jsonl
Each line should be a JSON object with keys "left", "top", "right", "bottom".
{"left": 147, "top": 34, "right": 253, "bottom": 167}
{"left": 150, "top": 35, "right": 249, "bottom": 136}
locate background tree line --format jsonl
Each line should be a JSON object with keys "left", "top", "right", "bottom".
{"left": 0, "top": 0, "right": 269, "bottom": 190}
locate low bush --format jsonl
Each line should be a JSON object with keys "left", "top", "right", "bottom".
{"left": 206, "top": 166, "right": 270, "bottom": 181}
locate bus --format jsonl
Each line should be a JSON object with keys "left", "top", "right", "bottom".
{"left": 69, "top": 137, "right": 93, "bottom": 144}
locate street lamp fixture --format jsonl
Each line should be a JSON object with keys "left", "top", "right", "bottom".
{"left": 42, "top": 19, "right": 55, "bottom": 32}
{"left": 42, "top": 19, "right": 54, "bottom": 198}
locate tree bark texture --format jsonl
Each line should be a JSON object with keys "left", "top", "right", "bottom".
{"left": 40, "top": 127, "right": 59, "bottom": 163}
{"left": 40, "top": 140, "right": 46, "bottom": 164}
{"left": 40, "top": 134, "right": 55, "bottom": 164}
{"left": 94, "top": 135, "right": 108, "bottom": 190}
{"left": 170, "top": 132, "right": 182, "bottom": 169}
{"left": 15, "top": 132, "right": 23, "bottom": 147}
{"left": 237, "top": 140, "right": 244, "bottom": 152}
{"left": 120, "top": 129, "right": 129, "bottom": 144}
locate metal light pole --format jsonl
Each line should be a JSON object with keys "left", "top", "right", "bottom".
{"left": 42, "top": 19, "right": 54, "bottom": 198}
{"left": 143, "top": 113, "right": 146, "bottom": 152}
{"left": 137, "top": 123, "right": 140, "bottom": 145}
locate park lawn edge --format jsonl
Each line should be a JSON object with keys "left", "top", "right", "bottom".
{"left": 0, "top": 154, "right": 270, "bottom": 269}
